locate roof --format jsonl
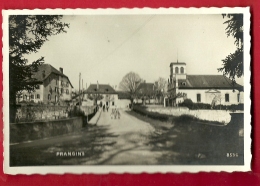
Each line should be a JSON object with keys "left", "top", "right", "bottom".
{"left": 170, "top": 62, "right": 186, "bottom": 66}
{"left": 31, "top": 64, "right": 74, "bottom": 88}
{"left": 177, "top": 75, "right": 243, "bottom": 90}
{"left": 84, "top": 84, "right": 117, "bottom": 94}
{"left": 138, "top": 83, "right": 155, "bottom": 95}
{"left": 117, "top": 91, "right": 131, "bottom": 99}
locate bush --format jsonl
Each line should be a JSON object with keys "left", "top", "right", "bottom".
{"left": 179, "top": 99, "right": 211, "bottom": 110}
{"left": 133, "top": 105, "right": 170, "bottom": 121}
{"left": 193, "top": 103, "right": 211, "bottom": 110}
{"left": 68, "top": 106, "right": 85, "bottom": 117}
{"left": 179, "top": 99, "right": 193, "bottom": 109}
{"left": 214, "top": 104, "right": 244, "bottom": 111}
{"left": 179, "top": 99, "right": 243, "bottom": 111}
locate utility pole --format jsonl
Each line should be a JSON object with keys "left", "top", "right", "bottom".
{"left": 79, "top": 73, "right": 81, "bottom": 105}
{"left": 82, "top": 79, "right": 84, "bottom": 101}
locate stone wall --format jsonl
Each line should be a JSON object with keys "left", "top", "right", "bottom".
{"left": 14, "top": 105, "right": 96, "bottom": 123}
{"left": 10, "top": 117, "right": 83, "bottom": 144}
{"left": 146, "top": 107, "right": 232, "bottom": 124}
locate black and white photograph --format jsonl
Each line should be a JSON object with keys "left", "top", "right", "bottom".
{"left": 3, "top": 8, "right": 251, "bottom": 174}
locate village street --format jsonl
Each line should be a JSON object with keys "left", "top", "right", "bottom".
{"left": 10, "top": 109, "right": 164, "bottom": 166}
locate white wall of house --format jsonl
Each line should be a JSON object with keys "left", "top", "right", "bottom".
{"left": 84, "top": 93, "right": 119, "bottom": 107}
{"left": 98, "top": 94, "right": 119, "bottom": 107}
{"left": 117, "top": 99, "right": 131, "bottom": 109}
{"left": 17, "top": 84, "right": 44, "bottom": 103}
{"left": 59, "top": 76, "right": 72, "bottom": 101}
{"left": 177, "top": 89, "right": 243, "bottom": 105}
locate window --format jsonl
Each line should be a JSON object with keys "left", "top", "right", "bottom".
{"left": 55, "top": 95, "right": 58, "bottom": 102}
{"left": 237, "top": 94, "right": 240, "bottom": 102}
{"left": 35, "top": 85, "right": 40, "bottom": 89}
{"left": 61, "top": 88, "right": 64, "bottom": 94}
{"left": 24, "top": 95, "right": 27, "bottom": 100}
{"left": 56, "top": 79, "right": 58, "bottom": 85}
{"left": 225, "top": 93, "right": 229, "bottom": 102}
{"left": 175, "top": 67, "right": 179, "bottom": 74}
{"left": 197, "top": 94, "right": 201, "bottom": 102}
{"left": 55, "top": 87, "right": 58, "bottom": 93}
{"left": 66, "top": 89, "right": 69, "bottom": 95}
{"left": 37, "top": 94, "right": 40, "bottom": 99}
{"left": 48, "top": 94, "right": 51, "bottom": 100}
{"left": 180, "top": 67, "right": 184, "bottom": 74}
{"left": 112, "top": 102, "right": 114, "bottom": 106}
{"left": 31, "top": 95, "right": 34, "bottom": 99}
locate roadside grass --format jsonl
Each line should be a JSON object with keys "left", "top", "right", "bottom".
{"left": 127, "top": 106, "right": 244, "bottom": 165}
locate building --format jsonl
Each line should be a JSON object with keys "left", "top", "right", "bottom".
{"left": 136, "top": 82, "right": 156, "bottom": 104}
{"left": 167, "top": 62, "right": 244, "bottom": 107}
{"left": 83, "top": 84, "right": 118, "bottom": 107}
{"left": 117, "top": 91, "right": 131, "bottom": 108}
{"left": 16, "top": 64, "right": 74, "bottom": 104}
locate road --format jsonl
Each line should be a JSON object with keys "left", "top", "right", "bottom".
{"left": 10, "top": 109, "right": 244, "bottom": 166}
{"left": 10, "top": 108, "right": 162, "bottom": 166}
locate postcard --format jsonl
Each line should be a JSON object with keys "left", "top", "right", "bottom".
{"left": 3, "top": 7, "right": 251, "bottom": 174}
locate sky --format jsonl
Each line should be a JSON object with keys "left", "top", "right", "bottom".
{"left": 24, "top": 14, "right": 243, "bottom": 90}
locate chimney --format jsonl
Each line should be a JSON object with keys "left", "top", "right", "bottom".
{"left": 59, "top": 67, "right": 63, "bottom": 74}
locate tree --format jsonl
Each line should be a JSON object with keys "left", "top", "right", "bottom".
{"left": 119, "top": 72, "right": 142, "bottom": 109}
{"left": 218, "top": 14, "right": 243, "bottom": 83}
{"left": 154, "top": 77, "right": 167, "bottom": 104}
{"left": 9, "top": 15, "right": 69, "bottom": 105}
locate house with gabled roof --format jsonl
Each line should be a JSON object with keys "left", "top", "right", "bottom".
{"left": 167, "top": 62, "right": 244, "bottom": 106}
{"left": 16, "top": 64, "right": 73, "bottom": 104}
{"left": 136, "top": 81, "right": 156, "bottom": 104}
{"left": 83, "top": 83, "right": 118, "bottom": 107}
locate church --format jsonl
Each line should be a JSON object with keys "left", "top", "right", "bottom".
{"left": 166, "top": 62, "right": 244, "bottom": 107}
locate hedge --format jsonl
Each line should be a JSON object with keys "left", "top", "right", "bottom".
{"left": 133, "top": 105, "right": 170, "bottom": 122}
{"left": 179, "top": 99, "right": 244, "bottom": 111}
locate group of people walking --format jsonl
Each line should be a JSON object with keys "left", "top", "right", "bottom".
{"left": 110, "top": 108, "right": 120, "bottom": 119}
{"left": 99, "top": 102, "right": 120, "bottom": 119}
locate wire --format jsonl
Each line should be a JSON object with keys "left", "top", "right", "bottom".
{"left": 85, "top": 15, "right": 155, "bottom": 75}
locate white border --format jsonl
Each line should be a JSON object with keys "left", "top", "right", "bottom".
{"left": 2, "top": 7, "right": 251, "bottom": 174}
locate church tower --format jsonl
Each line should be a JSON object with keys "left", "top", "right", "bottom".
{"left": 169, "top": 62, "right": 187, "bottom": 83}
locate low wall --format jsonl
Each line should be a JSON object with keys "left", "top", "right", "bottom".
{"left": 14, "top": 105, "right": 73, "bottom": 122}
{"left": 79, "top": 106, "right": 96, "bottom": 115}
{"left": 146, "top": 107, "right": 232, "bottom": 124}
{"left": 10, "top": 117, "right": 83, "bottom": 144}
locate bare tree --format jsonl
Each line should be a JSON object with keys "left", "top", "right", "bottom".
{"left": 155, "top": 77, "right": 167, "bottom": 104}
{"left": 119, "top": 72, "right": 142, "bottom": 109}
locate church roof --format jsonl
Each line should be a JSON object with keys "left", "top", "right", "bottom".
{"left": 84, "top": 84, "right": 117, "bottom": 94}
{"left": 177, "top": 75, "right": 243, "bottom": 90}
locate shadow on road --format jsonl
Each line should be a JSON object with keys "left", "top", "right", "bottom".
{"left": 10, "top": 125, "right": 119, "bottom": 166}
{"left": 126, "top": 111, "right": 244, "bottom": 165}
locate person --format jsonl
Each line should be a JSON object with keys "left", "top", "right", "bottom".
{"left": 106, "top": 105, "right": 109, "bottom": 112}
{"left": 103, "top": 104, "right": 105, "bottom": 112}
{"left": 111, "top": 108, "right": 115, "bottom": 119}
{"left": 117, "top": 109, "right": 120, "bottom": 119}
